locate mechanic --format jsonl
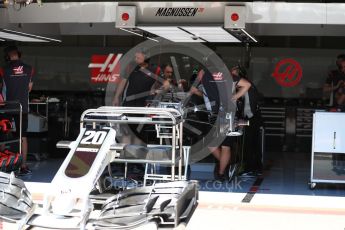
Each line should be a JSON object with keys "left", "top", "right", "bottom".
{"left": 190, "top": 53, "right": 251, "bottom": 182}
{"left": 151, "top": 63, "right": 176, "bottom": 96}
{"left": 112, "top": 50, "right": 161, "bottom": 107}
{"left": 0, "top": 45, "right": 34, "bottom": 175}
{"left": 231, "top": 65, "right": 263, "bottom": 177}
{"left": 323, "top": 54, "right": 345, "bottom": 107}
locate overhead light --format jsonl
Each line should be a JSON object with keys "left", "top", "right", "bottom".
{"left": 119, "top": 28, "right": 158, "bottom": 42}
{"left": 137, "top": 26, "right": 204, "bottom": 43}
{"left": 180, "top": 26, "right": 240, "bottom": 43}
{"left": 224, "top": 28, "right": 257, "bottom": 43}
{"left": 240, "top": 29, "right": 258, "bottom": 43}
{"left": 2, "top": 29, "right": 61, "bottom": 42}
{"left": 0, "top": 32, "right": 49, "bottom": 42}
{"left": 139, "top": 26, "right": 241, "bottom": 43}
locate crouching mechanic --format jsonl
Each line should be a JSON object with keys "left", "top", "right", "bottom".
{"left": 0, "top": 46, "right": 34, "bottom": 175}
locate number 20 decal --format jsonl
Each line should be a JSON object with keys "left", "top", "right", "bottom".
{"left": 80, "top": 131, "right": 107, "bottom": 145}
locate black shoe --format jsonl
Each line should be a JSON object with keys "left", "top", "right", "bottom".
{"left": 213, "top": 162, "right": 219, "bottom": 178}
{"left": 225, "top": 163, "right": 231, "bottom": 176}
{"left": 214, "top": 162, "right": 232, "bottom": 181}
{"left": 214, "top": 173, "right": 228, "bottom": 183}
{"left": 18, "top": 166, "right": 32, "bottom": 176}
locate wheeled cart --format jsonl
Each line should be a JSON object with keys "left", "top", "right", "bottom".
{"left": 310, "top": 111, "right": 345, "bottom": 189}
{"left": 81, "top": 106, "right": 188, "bottom": 183}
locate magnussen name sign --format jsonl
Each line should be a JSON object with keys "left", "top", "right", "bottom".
{"left": 155, "top": 7, "right": 201, "bottom": 17}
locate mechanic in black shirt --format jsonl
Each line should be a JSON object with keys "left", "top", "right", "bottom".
{"left": 190, "top": 55, "right": 251, "bottom": 181}
{"left": 112, "top": 50, "right": 161, "bottom": 175}
{"left": 113, "top": 50, "right": 160, "bottom": 107}
{"left": 0, "top": 46, "right": 33, "bottom": 175}
{"left": 231, "top": 66, "right": 263, "bottom": 176}
{"left": 323, "top": 54, "right": 345, "bottom": 106}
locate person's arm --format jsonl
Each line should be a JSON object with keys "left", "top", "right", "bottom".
{"left": 150, "top": 80, "right": 162, "bottom": 95}
{"left": 28, "top": 82, "right": 33, "bottom": 93}
{"left": 323, "top": 72, "right": 333, "bottom": 94}
{"left": 177, "top": 79, "right": 187, "bottom": 92}
{"left": 28, "top": 67, "right": 34, "bottom": 93}
{"left": 336, "top": 90, "right": 345, "bottom": 105}
{"left": 323, "top": 81, "right": 343, "bottom": 94}
{"left": 0, "top": 67, "right": 3, "bottom": 92}
{"left": 323, "top": 71, "right": 344, "bottom": 94}
{"left": 112, "top": 78, "right": 127, "bottom": 106}
{"left": 150, "top": 66, "right": 163, "bottom": 94}
{"left": 189, "top": 70, "right": 204, "bottom": 97}
{"left": 232, "top": 78, "right": 251, "bottom": 101}
{"left": 190, "top": 86, "right": 203, "bottom": 97}
{"left": 0, "top": 71, "right": 3, "bottom": 103}
{"left": 162, "top": 80, "right": 171, "bottom": 91}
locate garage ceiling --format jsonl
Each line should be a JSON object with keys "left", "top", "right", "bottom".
{"left": 2, "top": 2, "right": 345, "bottom": 42}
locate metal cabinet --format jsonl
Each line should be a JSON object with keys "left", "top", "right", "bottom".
{"left": 310, "top": 112, "right": 345, "bottom": 189}
{"left": 296, "top": 108, "right": 313, "bottom": 138}
{"left": 260, "top": 106, "right": 286, "bottom": 137}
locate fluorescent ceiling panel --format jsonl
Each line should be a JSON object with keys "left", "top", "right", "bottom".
{"left": 0, "top": 29, "right": 61, "bottom": 42}
{"left": 180, "top": 26, "right": 240, "bottom": 43}
{"left": 119, "top": 28, "right": 158, "bottom": 42}
{"left": 138, "top": 26, "right": 204, "bottom": 42}
{"left": 240, "top": 29, "right": 258, "bottom": 43}
{"left": 0, "top": 32, "right": 49, "bottom": 42}
{"left": 3, "top": 29, "right": 61, "bottom": 42}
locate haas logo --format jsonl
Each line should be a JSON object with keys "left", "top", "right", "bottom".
{"left": 88, "top": 54, "right": 122, "bottom": 83}
{"left": 212, "top": 72, "right": 223, "bottom": 81}
{"left": 13, "top": 66, "right": 24, "bottom": 75}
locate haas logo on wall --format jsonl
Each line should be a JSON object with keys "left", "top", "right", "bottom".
{"left": 271, "top": 58, "right": 303, "bottom": 87}
{"left": 88, "top": 54, "right": 122, "bottom": 83}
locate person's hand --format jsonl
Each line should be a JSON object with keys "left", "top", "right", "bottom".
{"left": 232, "top": 94, "right": 239, "bottom": 101}
{"left": 178, "top": 79, "right": 187, "bottom": 90}
{"left": 178, "top": 79, "right": 186, "bottom": 84}
{"left": 190, "top": 86, "right": 200, "bottom": 95}
{"left": 336, "top": 80, "right": 344, "bottom": 89}
{"left": 150, "top": 89, "right": 156, "bottom": 95}
{"left": 162, "top": 80, "right": 170, "bottom": 89}
{"left": 112, "top": 97, "right": 120, "bottom": 106}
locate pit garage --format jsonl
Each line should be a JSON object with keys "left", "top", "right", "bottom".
{"left": 0, "top": 1, "right": 345, "bottom": 230}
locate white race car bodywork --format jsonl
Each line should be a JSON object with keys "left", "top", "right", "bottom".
{"left": 40, "top": 127, "right": 116, "bottom": 229}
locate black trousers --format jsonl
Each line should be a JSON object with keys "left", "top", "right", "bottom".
{"left": 242, "top": 113, "right": 263, "bottom": 172}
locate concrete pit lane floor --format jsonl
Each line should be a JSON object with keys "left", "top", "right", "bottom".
{"left": 4, "top": 151, "right": 345, "bottom": 230}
